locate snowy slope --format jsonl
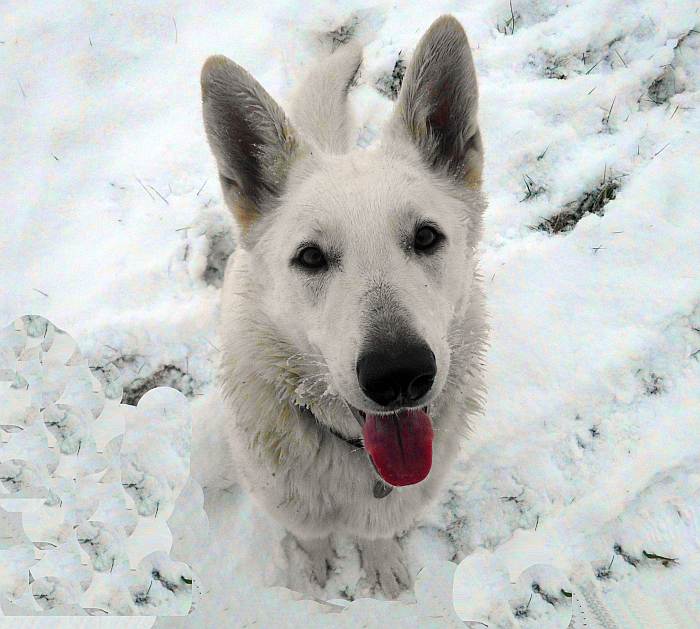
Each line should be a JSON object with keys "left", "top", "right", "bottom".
{"left": 2, "top": 0, "right": 699, "bottom": 627}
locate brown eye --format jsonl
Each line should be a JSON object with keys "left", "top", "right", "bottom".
{"left": 297, "top": 246, "right": 327, "bottom": 270}
{"left": 414, "top": 225, "right": 443, "bottom": 252}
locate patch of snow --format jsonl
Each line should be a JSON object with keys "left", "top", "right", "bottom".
{"left": 2, "top": 0, "right": 699, "bottom": 627}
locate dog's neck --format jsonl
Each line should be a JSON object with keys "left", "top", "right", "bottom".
{"left": 324, "top": 423, "right": 363, "bottom": 449}
{"left": 326, "top": 425, "right": 393, "bottom": 499}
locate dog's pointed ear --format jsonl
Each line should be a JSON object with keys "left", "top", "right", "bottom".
{"left": 389, "top": 15, "right": 483, "bottom": 187}
{"left": 201, "top": 55, "right": 304, "bottom": 234}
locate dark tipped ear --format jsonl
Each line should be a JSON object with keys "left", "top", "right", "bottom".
{"left": 201, "top": 56, "right": 304, "bottom": 233}
{"left": 390, "top": 15, "right": 483, "bottom": 187}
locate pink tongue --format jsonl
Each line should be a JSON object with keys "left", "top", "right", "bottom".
{"left": 362, "top": 409, "right": 434, "bottom": 487}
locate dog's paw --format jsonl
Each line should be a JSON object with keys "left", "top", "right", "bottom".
{"left": 357, "top": 537, "right": 412, "bottom": 599}
{"left": 295, "top": 536, "right": 336, "bottom": 588}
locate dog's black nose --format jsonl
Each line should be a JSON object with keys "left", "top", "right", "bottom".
{"left": 356, "top": 341, "right": 436, "bottom": 407}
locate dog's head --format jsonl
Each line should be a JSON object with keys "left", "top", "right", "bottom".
{"left": 202, "top": 16, "right": 484, "bottom": 487}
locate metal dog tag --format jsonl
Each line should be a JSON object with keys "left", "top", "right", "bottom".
{"left": 373, "top": 480, "right": 393, "bottom": 499}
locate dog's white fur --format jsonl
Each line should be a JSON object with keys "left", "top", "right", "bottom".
{"left": 197, "top": 15, "right": 488, "bottom": 598}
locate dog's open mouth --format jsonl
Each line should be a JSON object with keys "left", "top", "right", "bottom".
{"left": 350, "top": 405, "right": 434, "bottom": 487}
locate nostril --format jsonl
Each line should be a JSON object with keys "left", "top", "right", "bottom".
{"left": 407, "top": 372, "right": 434, "bottom": 402}
{"left": 373, "top": 383, "right": 398, "bottom": 407}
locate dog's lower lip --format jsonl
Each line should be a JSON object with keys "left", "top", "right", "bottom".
{"left": 351, "top": 405, "right": 429, "bottom": 420}
{"left": 348, "top": 404, "right": 366, "bottom": 426}
{"left": 363, "top": 405, "right": 430, "bottom": 414}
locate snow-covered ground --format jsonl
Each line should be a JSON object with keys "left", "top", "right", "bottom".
{"left": 2, "top": 0, "right": 699, "bottom": 627}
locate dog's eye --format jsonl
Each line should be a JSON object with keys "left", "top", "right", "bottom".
{"left": 296, "top": 246, "right": 327, "bottom": 270}
{"left": 413, "top": 225, "right": 443, "bottom": 252}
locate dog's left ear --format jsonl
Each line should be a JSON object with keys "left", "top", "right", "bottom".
{"left": 388, "top": 15, "right": 483, "bottom": 187}
{"left": 201, "top": 55, "right": 304, "bottom": 236}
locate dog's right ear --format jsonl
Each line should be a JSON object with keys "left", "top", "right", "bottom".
{"left": 201, "top": 56, "right": 304, "bottom": 235}
{"left": 388, "top": 15, "right": 483, "bottom": 188}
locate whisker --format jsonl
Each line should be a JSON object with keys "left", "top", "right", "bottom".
{"left": 336, "top": 446, "right": 367, "bottom": 462}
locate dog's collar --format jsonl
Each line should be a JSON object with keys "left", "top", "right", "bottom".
{"left": 311, "top": 412, "right": 394, "bottom": 499}
{"left": 324, "top": 425, "right": 394, "bottom": 499}
{"left": 326, "top": 425, "right": 364, "bottom": 449}
{"left": 299, "top": 405, "right": 364, "bottom": 449}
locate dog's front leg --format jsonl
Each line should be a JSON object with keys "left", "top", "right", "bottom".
{"left": 357, "top": 537, "right": 412, "bottom": 599}
{"left": 295, "top": 535, "right": 336, "bottom": 588}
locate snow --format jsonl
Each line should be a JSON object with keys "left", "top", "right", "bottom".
{"left": 1, "top": 317, "right": 201, "bottom": 619}
{"left": 2, "top": 0, "right": 699, "bottom": 627}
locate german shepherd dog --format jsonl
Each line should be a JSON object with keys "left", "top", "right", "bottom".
{"left": 197, "top": 14, "right": 487, "bottom": 598}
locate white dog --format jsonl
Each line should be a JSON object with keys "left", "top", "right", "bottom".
{"left": 196, "top": 14, "right": 487, "bottom": 598}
